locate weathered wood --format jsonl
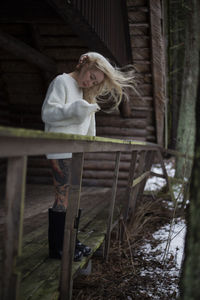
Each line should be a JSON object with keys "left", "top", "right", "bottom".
{"left": 105, "top": 152, "right": 121, "bottom": 260}
{"left": 84, "top": 152, "right": 131, "bottom": 161}
{"left": 46, "top": 0, "right": 125, "bottom": 66}
{"left": 149, "top": 0, "right": 165, "bottom": 145}
{"left": 123, "top": 151, "right": 138, "bottom": 222}
{"left": 1, "top": 156, "right": 27, "bottom": 300}
{"left": 0, "top": 126, "right": 159, "bottom": 158}
{"left": 83, "top": 170, "right": 128, "bottom": 180}
{"left": 128, "top": 151, "right": 147, "bottom": 217}
{"left": 133, "top": 151, "right": 155, "bottom": 211}
{"left": 96, "top": 115, "right": 148, "bottom": 129}
{"left": 0, "top": 30, "right": 57, "bottom": 73}
{"left": 84, "top": 160, "right": 130, "bottom": 171}
{"left": 132, "top": 171, "right": 151, "bottom": 187}
{"left": 60, "top": 153, "right": 84, "bottom": 300}
{"left": 128, "top": 11, "right": 148, "bottom": 23}
{"left": 97, "top": 127, "right": 147, "bottom": 137}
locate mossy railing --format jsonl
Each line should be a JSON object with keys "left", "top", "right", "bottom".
{"left": 0, "top": 126, "right": 162, "bottom": 300}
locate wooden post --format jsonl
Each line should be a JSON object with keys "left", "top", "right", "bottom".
{"left": 123, "top": 151, "right": 138, "bottom": 222}
{"left": 128, "top": 151, "right": 147, "bottom": 218}
{"left": 59, "top": 153, "right": 84, "bottom": 300}
{"left": 1, "top": 156, "right": 27, "bottom": 300}
{"left": 129, "top": 151, "right": 155, "bottom": 228}
{"left": 149, "top": 0, "right": 165, "bottom": 145}
{"left": 105, "top": 152, "right": 121, "bottom": 261}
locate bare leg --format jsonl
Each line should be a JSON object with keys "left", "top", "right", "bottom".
{"left": 50, "top": 159, "right": 71, "bottom": 211}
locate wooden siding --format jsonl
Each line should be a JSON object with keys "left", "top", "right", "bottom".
{"left": 0, "top": 0, "right": 165, "bottom": 187}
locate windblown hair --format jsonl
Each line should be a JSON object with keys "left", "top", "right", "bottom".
{"left": 77, "top": 52, "right": 139, "bottom": 112}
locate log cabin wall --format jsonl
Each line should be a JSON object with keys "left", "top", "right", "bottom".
{"left": 0, "top": 0, "right": 165, "bottom": 187}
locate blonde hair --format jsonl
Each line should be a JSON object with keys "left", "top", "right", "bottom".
{"left": 77, "top": 52, "right": 138, "bottom": 112}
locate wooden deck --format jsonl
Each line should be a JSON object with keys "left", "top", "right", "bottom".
{"left": 0, "top": 184, "right": 123, "bottom": 299}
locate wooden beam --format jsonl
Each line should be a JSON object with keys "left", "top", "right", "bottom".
{"left": 1, "top": 156, "right": 27, "bottom": 300}
{"left": 60, "top": 153, "right": 84, "bottom": 300}
{"left": 0, "top": 30, "right": 57, "bottom": 73}
{"left": 45, "top": 0, "right": 120, "bottom": 65}
{"left": 105, "top": 151, "right": 121, "bottom": 260}
{"left": 149, "top": 0, "right": 165, "bottom": 146}
{"left": 0, "top": 126, "right": 160, "bottom": 158}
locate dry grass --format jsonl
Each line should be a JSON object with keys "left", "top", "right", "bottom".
{"left": 73, "top": 194, "right": 181, "bottom": 300}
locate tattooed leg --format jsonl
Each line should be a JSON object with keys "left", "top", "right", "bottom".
{"left": 50, "top": 159, "right": 71, "bottom": 211}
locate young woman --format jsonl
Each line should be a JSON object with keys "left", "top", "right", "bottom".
{"left": 42, "top": 52, "right": 136, "bottom": 261}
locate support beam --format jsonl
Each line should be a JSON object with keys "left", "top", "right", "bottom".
{"left": 149, "top": 0, "right": 165, "bottom": 145}
{"left": 0, "top": 30, "right": 57, "bottom": 73}
{"left": 105, "top": 151, "right": 121, "bottom": 260}
{"left": 60, "top": 153, "right": 84, "bottom": 300}
{"left": 46, "top": 0, "right": 119, "bottom": 65}
{"left": 1, "top": 156, "right": 27, "bottom": 300}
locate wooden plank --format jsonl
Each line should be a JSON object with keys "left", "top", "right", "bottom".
{"left": 134, "top": 151, "right": 155, "bottom": 208}
{"left": 0, "top": 30, "right": 57, "bottom": 73}
{"left": 1, "top": 156, "right": 27, "bottom": 300}
{"left": 149, "top": 0, "right": 165, "bottom": 145}
{"left": 0, "top": 126, "right": 159, "bottom": 158}
{"left": 128, "top": 151, "right": 147, "bottom": 216}
{"left": 132, "top": 170, "right": 151, "bottom": 187}
{"left": 123, "top": 151, "right": 138, "bottom": 222}
{"left": 105, "top": 152, "right": 121, "bottom": 260}
{"left": 96, "top": 116, "right": 148, "bottom": 129}
{"left": 60, "top": 153, "right": 84, "bottom": 300}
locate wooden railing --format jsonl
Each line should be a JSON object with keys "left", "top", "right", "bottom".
{"left": 47, "top": 0, "right": 132, "bottom": 66}
{"left": 0, "top": 126, "right": 166, "bottom": 300}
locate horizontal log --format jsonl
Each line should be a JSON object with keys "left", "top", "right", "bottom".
{"left": 82, "top": 178, "right": 127, "bottom": 188}
{"left": 129, "top": 25, "right": 149, "bottom": 36}
{"left": 0, "top": 30, "right": 57, "bottom": 72}
{"left": 132, "top": 62, "right": 151, "bottom": 73}
{"left": 130, "top": 36, "right": 150, "bottom": 48}
{"left": 83, "top": 170, "right": 129, "bottom": 180}
{"left": 84, "top": 152, "right": 133, "bottom": 162}
{"left": 97, "top": 127, "right": 147, "bottom": 137}
{"left": 128, "top": 11, "right": 148, "bottom": 23}
{"left": 130, "top": 97, "right": 153, "bottom": 107}
{"left": 83, "top": 160, "right": 130, "bottom": 171}
{"left": 96, "top": 116, "right": 148, "bottom": 128}
{"left": 132, "top": 48, "right": 150, "bottom": 60}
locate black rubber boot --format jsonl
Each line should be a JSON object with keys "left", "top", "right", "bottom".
{"left": 48, "top": 208, "right": 83, "bottom": 261}
{"left": 75, "top": 209, "right": 92, "bottom": 257}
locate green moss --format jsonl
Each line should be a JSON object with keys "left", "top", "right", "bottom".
{"left": 0, "top": 125, "right": 158, "bottom": 147}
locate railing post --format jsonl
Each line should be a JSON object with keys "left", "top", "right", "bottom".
{"left": 59, "top": 152, "right": 84, "bottom": 300}
{"left": 1, "top": 156, "right": 27, "bottom": 300}
{"left": 128, "top": 150, "right": 146, "bottom": 219}
{"left": 105, "top": 151, "right": 121, "bottom": 261}
{"left": 123, "top": 150, "right": 138, "bottom": 223}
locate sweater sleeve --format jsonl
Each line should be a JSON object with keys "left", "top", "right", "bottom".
{"left": 41, "top": 76, "right": 100, "bottom": 126}
{"left": 86, "top": 112, "right": 96, "bottom": 136}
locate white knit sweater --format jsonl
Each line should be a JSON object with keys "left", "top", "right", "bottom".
{"left": 41, "top": 73, "right": 100, "bottom": 159}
